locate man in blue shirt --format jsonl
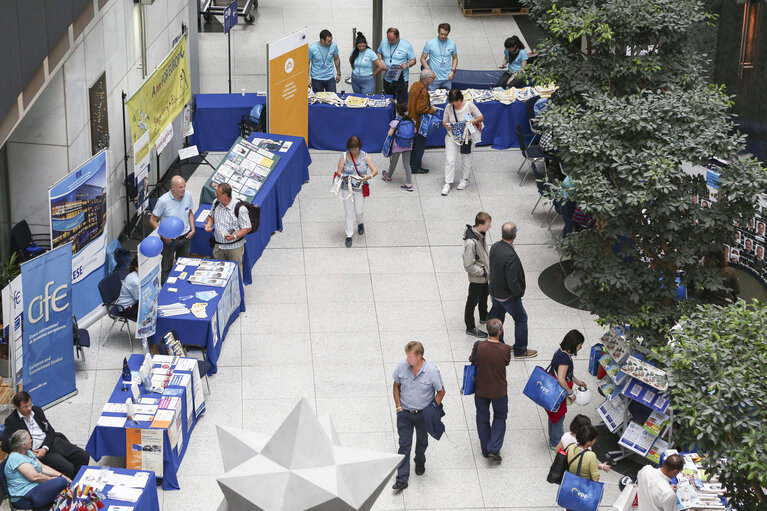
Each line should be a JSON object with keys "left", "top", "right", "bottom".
{"left": 377, "top": 27, "right": 416, "bottom": 104}
{"left": 150, "top": 175, "right": 196, "bottom": 283}
{"left": 420, "top": 23, "right": 458, "bottom": 91}
{"left": 308, "top": 29, "right": 341, "bottom": 93}
{"left": 391, "top": 341, "right": 446, "bottom": 491}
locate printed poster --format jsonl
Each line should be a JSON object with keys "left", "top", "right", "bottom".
{"left": 1, "top": 276, "right": 24, "bottom": 386}
{"left": 133, "top": 131, "right": 151, "bottom": 214}
{"left": 267, "top": 28, "right": 309, "bottom": 142}
{"left": 137, "top": 250, "right": 161, "bottom": 339}
{"left": 126, "top": 428, "right": 164, "bottom": 477}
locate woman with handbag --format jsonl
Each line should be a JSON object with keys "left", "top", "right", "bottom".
{"left": 441, "top": 89, "right": 484, "bottom": 196}
{"left": 334, "top": 136, "right": 379, "bottom": 247}
{"left": 547, "top": 330, "right": 589, "bottom": 449}
{"left": 382, "top": 103, "right": 416, "bottom": 191}
{"left": 560, "top": 425, "right": 610, "bottom": 511}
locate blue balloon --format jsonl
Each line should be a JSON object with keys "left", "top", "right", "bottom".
{"left": 139, "top": 236, "right": 163, "bottom": 258}
{"left": 158, "top": 216, "right": 184, "bottom": 239}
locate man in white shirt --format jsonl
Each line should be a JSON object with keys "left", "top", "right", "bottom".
{"left": 637, "top": 454, "right": 684, "bottom": 511}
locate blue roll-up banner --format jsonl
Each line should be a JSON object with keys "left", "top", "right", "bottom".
{"left": 20, "top": 243, "right": 77, "bottom": 407}
{"left": 48, "top": 150, "right": 109, "bottom": 321}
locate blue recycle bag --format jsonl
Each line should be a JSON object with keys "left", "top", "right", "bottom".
{"left": 382, "top": 133, "right": 394, "bottom": 158}
{"left": 523, "top": 365, "right": 568, "bottom": 412}
{"left": 557, "top": 470, "right": 604, "bottom": 511}
{"left": 418, "top": 110, "right": 443, "bottom": 137}
{"left": 588, "top": 343, "right": 603, "bottom": 376}
{"left": 460, "top": 341, "right": 480, "bottom": 396}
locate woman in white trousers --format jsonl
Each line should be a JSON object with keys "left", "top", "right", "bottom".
{"left": 442, "top": 89, "right": 484, "bottom": 196}
{"left": 335, "top": 136, "right": 379, "bottom": 247}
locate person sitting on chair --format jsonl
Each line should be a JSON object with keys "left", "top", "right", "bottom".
{"left": 2, "top": 392, "right": 90, "bottom": 480}
{"left": 3, "top": 430, "right": 70, "bottom": 511}
{"left": 116, "top": 256, "right": 140, "bottom": 321}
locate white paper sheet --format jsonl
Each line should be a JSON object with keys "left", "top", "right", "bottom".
{"left": 97, "top": 416, "right": 127, "bottom": 428}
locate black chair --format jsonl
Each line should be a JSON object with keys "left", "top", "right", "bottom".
{"left": 73, "top": 315, "right": 90, "bottom": 363}
{"left": 97, "top": 272, "right": 135, "bottom": 351}
{"left": 524, "top": 95, "right": 542, "bottom": 135}
{"left": 514, "top": 124, "right": 547, "bottom": 186}
{"left": 531, "top": 161, "right": 555, "bottom": 220}
{"left": 10, "top": 221, "right": 47, "bottom": 262}
{"left": 0, "top": 459, "right": 29, "bottom": 510}
{"left": 162, "top": 330, "right": 212, "bottom": 394}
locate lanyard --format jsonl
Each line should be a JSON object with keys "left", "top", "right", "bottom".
{"left": 388, "top": 41, "right": 400, "bottom": 65}
{"left": 438, "top": 39, "right": 448, "bottom": 63}
{"left": 318, "top": 43, "right": 331, "bottom": 68}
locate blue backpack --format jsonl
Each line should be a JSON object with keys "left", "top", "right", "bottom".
{"left": 394, "top": 119, "right": 415, "bottom": 148}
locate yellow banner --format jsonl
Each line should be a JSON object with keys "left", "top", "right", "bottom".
{"left": 127, "top": 34, "right": 191, "bottom": 147}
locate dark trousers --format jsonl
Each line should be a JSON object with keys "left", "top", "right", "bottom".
{"left": 384, "top": 75, "right": 408, "bottom": 104}
{"left": 41, "top": 432, "right": 91, "bottom": 479}
{"left": 14, "top": 476, "right": 69, "bottom": 511}
{"left": 409, "top": 133, "right": 428, "bottom": 171}
{"left": 475, "top": 394, "right": 508, "bottom": 455}
{"left": 488, "top": 296, "right": 528, "bottom": 356}
{"left": 311, "top": 78, "right": 337, "bottom": 93}
{"left": 123, "top": 303, "right": 138, "bottom": 322}
{"left": 161, "top": 236, "right": 191, "bottom": 283}
{"left": 496, "top": 71, "right": 525, "bottom": 89}
{"left": 465, "top": 282, "right": 489, "bottom": 330}
{"left": 396, "top": 410, "right": 428, "bottom": 482}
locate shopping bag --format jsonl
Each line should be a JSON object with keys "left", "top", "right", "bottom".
{"left": 460, "top": 342, "right": 479, "bottom": 396}
{"left": 418, "top": 111, "right": 443, "bottom": 137}
{"left": 382, "top": 133, "right": 394, "bottom": 158}
{"left": 547, "top": 446, "right": 584, "bottom": 484}
{"left": 557, "top": 470, "right": 604, "bottom": 511}
{"left": 522, "top": 365, "right": 568, "bottom": 412}
{"left": 588, "top": 343, "right": 603, "bottom": 376}
{"left": 612, "top": 484, "right": 639, "bottom": 511}
{"left": 330, "top": 175, "right": 343, "bottom": 196}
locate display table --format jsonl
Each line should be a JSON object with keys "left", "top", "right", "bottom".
{"left": 189, "top": 93, "right": 266, "bottom": 154}
{"left": 73, "top": 466, "right": 160, "bottom": 511}
{"left": 85, "top": 354, "right": 205, "bottom": 491}
{"left": 191, "top": 134, "right": 310, "bottom": 284}
{"left": 426, "top": 100, "right": 530, "bottom": 150}
{"left": 451, "top": 69, "right": 505, "bottom": 90}
{"left": 152, "top": 258, "right": 245, "bottom": 374}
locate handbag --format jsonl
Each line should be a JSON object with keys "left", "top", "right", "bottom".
{"left": 557, "top": 453, "right": 605, "bottom": 511}
{"left": 460, "top": 341, "right": 480, "bottom": 395}
{"left": 547, "top": 443, "right": 585, "bottom": 484}
{"left": 382, "top": 133, "right": 394, "bottom": 158}
{"left": 350, "top": 152, "right": 370, "bottom": 197}
{"left": 523, "top": 364, "right": 568, "bottom": 412}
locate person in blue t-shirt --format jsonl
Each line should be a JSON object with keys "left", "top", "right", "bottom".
{"left": 349, "top": 32, "right": 386, "bottom": 94}
{"left": 420, "top": 23, "right": 458, "bottom": 91}
{"left": 496, "top": 36, "right": 528, "bottom": 89}
{"left": 308, "top": 29, "right": 341, "bottom": 93}
{"left": 4, "top": 430, "right": 70, "bottom": 511}
{"left": 377, "top": 27, "right": 416, "bottom": 104}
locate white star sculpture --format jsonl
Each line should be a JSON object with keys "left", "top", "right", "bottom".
{"left": 215, "top": 398, "right": 403, "bottom": 511}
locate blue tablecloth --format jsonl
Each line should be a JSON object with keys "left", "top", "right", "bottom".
{"left": 73, "top": 466, "right": 160, "bottom": 511}
{"left": 86, "top": 355, "right": 203, "bottom": 491}
{"left": 451, "top": 69, "right": 505, "bottom": 90}
{"left": 190, "top": 93, "right": 266, "bottom": 153}
{"left": 307, "top": 94, "right": 395, "bottom": 153}
{"left": 191, "top": 134, "right": 310, "bottom": 284}
{"left": 152, "top": 259, "right": 245, "bottom": 374}
{"left": 427, "top": 100, "right": 530, "bottom": 149}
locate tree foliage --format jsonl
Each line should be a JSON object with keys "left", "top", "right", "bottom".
{"left": 662, "top": 303, "right": 767, "bottom": 508}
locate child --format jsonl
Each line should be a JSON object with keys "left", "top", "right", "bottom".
{"left": 382, "top": 103, "right": 415, "bottom": 191}
{"left": 555, "top": 414, "right": 591, "bottom": 452}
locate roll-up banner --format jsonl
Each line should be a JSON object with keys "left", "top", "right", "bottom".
{"left": 20, "top": 244, "right": 77, "bottom": 407}
{"left": 267, "top": 28, "right": 309, "bottom": 142}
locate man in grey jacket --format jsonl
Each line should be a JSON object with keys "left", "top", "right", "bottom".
{"left": 487, "top": 222, "right": 537, "bottom": 359}
{"left": 463, "top": 212, "right": 492, "bottom": 337}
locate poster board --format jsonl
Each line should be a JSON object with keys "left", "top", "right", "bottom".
{"left": 1, "top": 276, "right": 24, "bottom": 389}
{"left": 267, "top": 28, "right": 309, "bottom": 142}
{"left": 126, "top": 428, "right": 164, "bottom": 477}
{"left": 137, "top": 249, "right": 162, "bottom": 340}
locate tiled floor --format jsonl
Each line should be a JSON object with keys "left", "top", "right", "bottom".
{"left": 1, "top": 3, "right": 633, "bottom": 510}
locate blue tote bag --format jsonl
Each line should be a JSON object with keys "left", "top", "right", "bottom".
{"left": 557, "top": 454, "right": 604, "bottom": 511}
{"left": 461, "top": 342, "right": 480, "bottom": 395}
{"left": 522, "top": 365, "right": 568, "bottom": 412}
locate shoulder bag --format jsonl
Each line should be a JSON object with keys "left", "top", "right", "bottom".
{"left": 522, "top": 363, "right": 568, "bottom": 411}
{"left": 449, "top": 105, "right": 473, "bottom": 155}
{"left": 547, "top": 443, "right": 584, "bottom": 484}
{"left": 350, "top": 152, "right": 370, "bottom": 197}
{"left": 460, "top": 341, "right": 480, "bottom": 395}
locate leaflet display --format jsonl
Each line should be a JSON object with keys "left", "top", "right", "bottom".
{"left": 202, "top": 137, "right": 282, "bottom": 204}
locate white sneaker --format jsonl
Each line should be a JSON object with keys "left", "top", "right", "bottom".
{"left": 457, "top": 179, "right": 468, "bottom": 190}
{"left": 441, "top": 183, "right": 451, "bottom": 196}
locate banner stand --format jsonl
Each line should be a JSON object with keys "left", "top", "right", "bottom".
{"left": 41, "top": 390, "right": 79, "bottom": 411}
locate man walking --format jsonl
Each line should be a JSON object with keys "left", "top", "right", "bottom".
{"left": 308, "top": 29, "right": 340, "bottom": 93}
{"left": 463, "top": 211, "right": 491, "bottom": 337}
{"left": 150, "top": 175, "right": 195, "bottom": 283}
{"left": 392, "top": 341, "right": 445, "bottom": 491}
{"left": 407, "top": 70, "right": 437, "bottom": 174}
{"left": 637, "top": 454, "right": 683, "bottom": 511}
{"left": 488, "top": 222, "right": 537, "bottom": 359}
{"left": 204, "top": 183, "right": 251, "bottom": 281}
{"left": 377, "top": 27, "right": 416, "bottom": 104}
{"left": 420, "top": 23, "right": 458, "bottom": 91}
{"left": 470, "top": 319, "right": 511, "bottom": 461}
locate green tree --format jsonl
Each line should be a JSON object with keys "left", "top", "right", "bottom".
{"left": 522, "top": 0, "right": 767, "bottom": 342}
{"left": 662, "top": 303, "right": 767, "bottom": 509}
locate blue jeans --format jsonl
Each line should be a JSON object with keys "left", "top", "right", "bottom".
{"left": 475, "top": 394, "right": 508, "bottom": 455}
{"left": 396, "top": 410, "right": 428, "bottom": 482}
{"left": 351, "top": 74, "right": 375, "bottom": 94}
{"left": 488, "top": 296, "right": 529, "bottom": 356}
{"left": 14, "top": 476, "right": 69, "bottom": 511}
{"left": 548, "top": 414, "right": 565, "bottom": 448}
{"left": 410, "top": 133, "right": 428, "bottom": 170}
{"left": 311, "top": 78, "right": 336, "bottom": 93}
{"left": 428, "top": 79, "right": 452, "bottom": 91}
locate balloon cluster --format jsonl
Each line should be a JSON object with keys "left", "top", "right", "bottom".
{"left": 138, "top": 216, "right": 185, "bottom": 257}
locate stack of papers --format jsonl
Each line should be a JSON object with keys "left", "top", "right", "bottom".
{"left": 158, "top": 303, "right": 190, "bottom": 317}
{"left": 108, "top": 486, "right": 143, "bottom": 502}
{"left": 190, "top": 302, "right": 207, "bottom": 318}
{"left": 97, "top": 416, "right": 127, "bottom": 428}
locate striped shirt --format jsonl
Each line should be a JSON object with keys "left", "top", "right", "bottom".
{"left": 208, "top": 199, "right": 251, "bottom": 250}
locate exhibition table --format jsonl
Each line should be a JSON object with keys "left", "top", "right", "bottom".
{"left": 427, "top": 99, "right": 530, "bottom": 149}
{"left": 191, "top": 134, "right": 311, "bottom": 284}
{"left": 86, "top": 354, "right": 204, "bottom": 491}
{"left": 451, "top": 69, "right": 505, "bottom": 90}
{"left": 152, "top": 258, "right": 245, "bottom": 374}
{"left": 190, "top": 93, "right": 395, "bottom": 153}
{"left": 73, "top": 466, "right": 160, "bottom": 511}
